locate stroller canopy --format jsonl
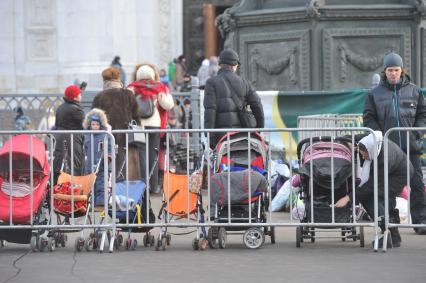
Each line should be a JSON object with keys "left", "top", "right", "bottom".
{"left": 298, "top": 140, "right": 353, "bottom": 190}
{"left": 215, "top": 132, "right": 268, "bottom": 172}
{"left": 0, "top": 134, "right": 50, "bottom": 176}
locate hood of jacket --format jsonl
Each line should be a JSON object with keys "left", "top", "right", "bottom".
{"left": 359, "top": 131, "right": 383, "bottom": 159}
{"left": 83, "top": 108, "right": 109, "bottom": 130}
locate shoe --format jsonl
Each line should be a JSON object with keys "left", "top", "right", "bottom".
{"left": 389, "top": 228, "right": 401, "bottom": 248}
{"left": 414, "top": 227, "right": 426, "bottom": 235}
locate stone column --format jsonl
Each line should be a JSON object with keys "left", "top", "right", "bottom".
{"left": 203, "top": 3, "right": 217, "bottom": 58}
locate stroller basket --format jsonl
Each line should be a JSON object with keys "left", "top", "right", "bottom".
{"left": 310, "top": 203, "right": 352, "bottom": 224}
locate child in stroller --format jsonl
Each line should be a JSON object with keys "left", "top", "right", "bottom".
{"left": 207, "top": 132, "right": 275, "bottom": 249}
{"left": 295, "top": 136, "right": 364, "bottom": 248}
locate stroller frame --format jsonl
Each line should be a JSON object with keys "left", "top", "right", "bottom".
{"left": 295, "top": 136, "right": 365, "bottom": 248}
{"left": 157, "top": 137, "right": 207, "bottom": 251}
{"left": 207, "top": 132, "right": 275, "bottom": 249}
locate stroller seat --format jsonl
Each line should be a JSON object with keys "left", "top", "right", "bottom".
{"left": 53, "top": 171, "right": 97, "bottom": 216}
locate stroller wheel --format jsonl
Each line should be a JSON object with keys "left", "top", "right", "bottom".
{"left": 30, "top": 236, "right": 38, "bottom": 252}
{"left": 218, "top": 228, "right": 227, "bottom": 249}
{"left": 270, "top": 226, "right": 276, "bottom": 244}
{"left": 199, "top": 238, "right": 208, "bottom": 251}
{"left": 166, "top": 234, "right": 171, "bottom": 246}
{"left": 38, "top": 237, "right": 46, "bottom": 252}
{"left": 85, "top": 237, "right": 94, "bottom": 251}
{"left": 161, "top": 237, "right": 167, "bottom": 251}
{"left": 125, "top": 238, "right": 131, "bottom": 250}
{"left": 117, "top": 234, "right": 124, "bottom": 246}
{"left": 75, "top": 237, "right": 84, "bottom": 252}
{"left": 150, "top": 235, "right": 155, "bottom": 246}
{"left": 243, "top": 228, "right": 264, "bottom": 249}
{"left": 296, "top": 227, "right": 302, "bottom": 248}
{"left": 48, "top": 238, "right": 55, "bottom": 252}
{"left": 131, "top": 239, "right": 137, "bottom": 250}
{"left": 156, "top": 236, "right": 166, "bottom": 251}
{"left": 143, "top": 235, "right": 148, "bottom": 247}
{"left": 359, "top": 227, "right": 365, "bottom": 248}
{"left": 207, "top": 228, "right": 218, "bottom": 249}
{"left": 62, "top": 234, "right": 67, "bottom": 247}
{"left": 192, "top": 238, "right": 199, "bottom": 250}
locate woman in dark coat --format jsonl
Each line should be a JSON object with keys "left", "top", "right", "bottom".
{"left": 336, "top": 131, "right": 413, "bottom": 247}
{"left": 53, "top": 85, "right": 85, "bottom": 183}
{"left": 92, "top": 67, "right": 140, "bottom": 179}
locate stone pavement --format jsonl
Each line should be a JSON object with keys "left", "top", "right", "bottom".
{"left": 1, "top": 194, "right": 426, "bottom": 283}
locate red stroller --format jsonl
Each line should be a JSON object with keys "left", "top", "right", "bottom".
{"left": 0, "top": 134, "right": 54, "bottom": 251}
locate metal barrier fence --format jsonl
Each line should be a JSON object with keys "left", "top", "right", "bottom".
{"left": 297, "top": 114, "right": 363, "bottom": 142}
{"left": 0, "top": 128, "right": 381, "bottom": 252}
{"left": 383, "top": 127, "right": 426, "bottom": 252}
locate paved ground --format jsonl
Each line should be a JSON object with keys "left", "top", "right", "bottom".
{"left": 1, "top": 194, "right": 426, "bottom": 283}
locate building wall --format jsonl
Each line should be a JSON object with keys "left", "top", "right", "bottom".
{"left": 0, "top": 0, "right": 183, "bottom": 94}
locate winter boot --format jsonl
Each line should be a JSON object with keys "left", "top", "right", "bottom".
{"left": 389, "top": 227, "right": 401, "bottom": 248}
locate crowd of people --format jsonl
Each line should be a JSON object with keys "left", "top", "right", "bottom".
{"left": 46, "top": 49, "right": 426, "bottom": 248}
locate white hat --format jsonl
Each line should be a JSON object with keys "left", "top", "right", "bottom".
{"left": 136, "top": 65, "right": 155, "bottom": 81}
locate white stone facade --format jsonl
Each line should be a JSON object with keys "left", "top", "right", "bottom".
{"left": 0, "top": 0, "right": 183, "bottom": 94}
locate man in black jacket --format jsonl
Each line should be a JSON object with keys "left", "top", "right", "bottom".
{"left": 203, "top": 49, "right": 264, "bottom": 147}
{"left": 363, "top": 52, "right": 426, "bottom": 234}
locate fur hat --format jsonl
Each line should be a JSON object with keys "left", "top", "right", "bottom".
{"left": 102, "top": 67, "right": 120, "bottom": 81}
{"left": 64, "top": 85, "right": 81, "bottom": 100}
{"left": 384, "top": 52, "right": 403, "bottom": 69}
{"left": 219, "top": 49, "right": 240, "bottom": 66}
{"left": 136, "top": 65, "right": 155, "bottom": 81}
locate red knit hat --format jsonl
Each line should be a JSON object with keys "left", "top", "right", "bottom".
{"left": 64, "top": 85, "right": 81, "bottom": 100}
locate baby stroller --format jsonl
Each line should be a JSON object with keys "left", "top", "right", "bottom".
{"left": 52, "top": 139, "right": 105, "bottom": 252}
{"left": 207, "top": 132, "right": 275, "bottom": 249}
{"left": 295, "top": 136, "right": 364, "bottom": 247}
{"left": 0, "top": 135, "right": 54, "bottom": 251}
{"left": 107, "top": 144, "right": 156, "bottom": 251}
{"left": 157, "top": 139, "right": 207, "bottom": 251}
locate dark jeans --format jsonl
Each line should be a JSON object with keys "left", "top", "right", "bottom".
{"left": 408, "top": 154, "right": 426, "bottom": 223}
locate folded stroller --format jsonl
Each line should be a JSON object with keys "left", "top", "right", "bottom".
{"left": 207, "top": 132, "right": 275, "bottom": 249}
{"left": 295, "top": 136, "right": 364, "bottom": 247}
{"left": 0, "top": 135, "right": 53, "bottom": 251}
{"left": 157, "top": 143, "right": 206, "bottom": 251}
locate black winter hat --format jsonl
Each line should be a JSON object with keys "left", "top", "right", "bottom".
{"left": 384, "top": 52, "right": 403, "bottom": 69}
{"left": 219, "top": 49, "right": 240, "bottom": 66}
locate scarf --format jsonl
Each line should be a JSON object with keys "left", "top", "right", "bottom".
{"left": 128, "top": 80, "right": 169, "bottom": 132}
{"left": 103, "top": 80, "right": 123, "bottom": 90}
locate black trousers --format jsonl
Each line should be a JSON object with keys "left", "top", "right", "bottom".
{"left": 135, "top": 127, "right": 160, "bottom": 193}
{"left": 408, "top": 154, "right": 426, "bottom": 223}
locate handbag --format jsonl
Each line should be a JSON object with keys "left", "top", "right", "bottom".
{"left": 128, "top": 120, "right": 146, "bottom": 144}
{"left": 224, "top": 77, "right": 257, "bottom": 128}
{"left": 120, "top": 89, "right": 146, "bottom": 144}
{"left": 136, "top": 95, "right": 155, "bottom": 119}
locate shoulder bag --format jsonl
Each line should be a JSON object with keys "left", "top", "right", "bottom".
{"left": 223, "top": 76, "right": 257, "bottom": 128}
